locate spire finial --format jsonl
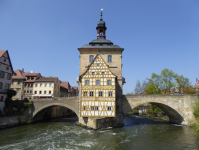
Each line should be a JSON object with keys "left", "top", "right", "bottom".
{"left": 100, "top": 8, "right": 103, "bottom": 21}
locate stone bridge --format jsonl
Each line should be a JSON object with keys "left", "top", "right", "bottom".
{"left": 122, "top": 95, "right": 199, "bottom": 125}
{"left": 31, "top": 95, "right": 198, "bottom": 126}
{"left": 32, "top": 97, "right": 79, "bottom": 121}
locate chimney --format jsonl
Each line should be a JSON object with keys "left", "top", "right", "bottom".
{"left": 22, "top": 68, "right": 24, "bottom": 73}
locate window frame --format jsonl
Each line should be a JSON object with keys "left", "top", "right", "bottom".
{"left": 91, "top": 106, "right": 94, "bottom": 111}
{"left": 90, "top": 91, "right": 94, "bottom": 97}
{"left": 89, "top": 55, "right": 94, "bottom": 62}
{"left": 107, "top": 107, "right": 111, "bottom": 111}
{"left": 107, "top": 80, "right": 111, "bottom": 85}
{"left": 83, "top": 91, "right": 87, "bottom": 97}
{"left": 95, "top": 106, "right": 98, "bottom": 111}
{"left": 109, "top": 92, "right": 112, "bottom": 97}
{"left": 108, "top": 55, "right": 112, "bottom": 62}
{"left": 85, "top": 80, "right": 89, "bottom": 85}
{"left": 0, "top": 82, "right": 2, "bottom": 89}
{"left": 96, "top": 80, "right": 100, "bottom": 85}
{"left": 0, "top": 96, "right": 3, "bottom": 102}
{"left": 5, "top": 83, "right": 9, "bottom": 90}
{"left": 99, "top": 91, "right": 103, "bottom": 97}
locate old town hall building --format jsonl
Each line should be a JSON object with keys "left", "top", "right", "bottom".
{"left": 78, "top": 11, "right": 125, "bottom": 121}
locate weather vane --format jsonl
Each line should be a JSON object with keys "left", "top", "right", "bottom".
{"left": 100, "top": 8, "right": 103, "bottom": 20}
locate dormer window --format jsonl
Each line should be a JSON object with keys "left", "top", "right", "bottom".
{"left": 100, "top": 43, "right": 103, "bottom": 46}
{"left": 92, "top": 44, "right": 95, "bottom": 46}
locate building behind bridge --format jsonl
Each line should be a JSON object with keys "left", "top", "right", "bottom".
{"left": 11, "top": 68, "right": 78, "bottom": 100}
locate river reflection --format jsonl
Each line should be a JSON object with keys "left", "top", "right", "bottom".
{"left": 0, "top": 115, "right": 199, "bottom": 150}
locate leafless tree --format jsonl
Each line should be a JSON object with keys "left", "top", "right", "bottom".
{"left": 133, "top": 79, "right": 150, "bottom": 94}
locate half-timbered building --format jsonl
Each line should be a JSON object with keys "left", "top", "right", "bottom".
{"left": 80, "top": 53, "right": 116, "bottom": 117}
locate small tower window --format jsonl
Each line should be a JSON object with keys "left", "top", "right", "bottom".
{"left": 89, "top": 55, "right": 94, "bottom": 62}
{"left": 102, "top": 72, "right": 104, "bottom": 75}
{"left": 92, "top": 72, "right": 95, "bottom": 75}
{"left": 108, "top": 55, "right": 112, "bottom": 62}
{"left": 97, "top": 63, "right": 99, "bottom": 66}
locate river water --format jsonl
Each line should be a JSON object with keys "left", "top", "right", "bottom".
{"left": 0, "top": 115, "right": 199, "bottom": 150}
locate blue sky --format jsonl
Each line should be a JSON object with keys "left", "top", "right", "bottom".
{"left": 0, "top": 0, "right": 199, "bottom": 94}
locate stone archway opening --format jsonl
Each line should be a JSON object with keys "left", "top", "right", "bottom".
{"left": 126, "top": 102, "right": 184, "bottom": 125}
{"left": 33, "top": 105, "right": 78, "bottom": 122}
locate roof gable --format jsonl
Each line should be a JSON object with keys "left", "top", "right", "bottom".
{"left": 0, "top": 50, "right": 14, "bottom": 73}
{"left": 80, "top": 53, "right": 116, "bottom": 78}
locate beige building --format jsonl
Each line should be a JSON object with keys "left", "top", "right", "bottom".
{"left": 78, "top": 13, "right": 125, "bottom": 118}
{"left": 23, "top": 73, "right": 41, "bottom": 99}
{"left": 0, "top": 50, "right": 14, "bottom": 112}
{"left": 11, "top": 69, "right": 41, "bottom": 100}
{"left": 11, "top": 69, "right": 26, "bottom": 100}
{"left": 33, "top": 77, "right": 60, "bottom": 98}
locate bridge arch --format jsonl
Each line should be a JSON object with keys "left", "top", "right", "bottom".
{"left": 123, "top": 95, "right": 196, "bottom": 125}
{"left": 33, "top": 103, "right": 79, "bottom": 119}
{"left": 32, "top": 97, "right": 79, "bottom": 121}
{"left": 128, "top": 102, "right": 184, "bottom": 124}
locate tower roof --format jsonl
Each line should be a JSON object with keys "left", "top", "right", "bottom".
{"left": 78, "top": 10, "right": 124, "bottom": 50}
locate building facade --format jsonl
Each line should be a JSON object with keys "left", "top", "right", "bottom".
{"left": 11, "top": 69, "right": 26, "bottom": 100}
{"left": 0, "top": 50, "right": 14, "bottom": 112}
{"left": 32, "top": 77, "right": 60, "bottom": 98}
{"left": 78, "top": 12, "right": 125, "bottom": 118}
{"left": 23, "top": 73, "right": 41, "bottom": 99}
{"left": 80, "top": 54, "right": 116, "bottom": 117}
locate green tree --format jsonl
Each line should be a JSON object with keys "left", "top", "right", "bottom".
{"left": 159, "top": 68, "right": 177, "bottom": 92}
{"left": 145, "top": 82, "right": 161, "bottom": 94}
{"left": 176, "top": 75, "right": 191, "bottom": 90}
{"left": 146, "top": 68, "right": 191, "bottom": 94}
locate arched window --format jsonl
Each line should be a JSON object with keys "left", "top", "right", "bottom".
{"left": 108, "top": 55, "right": 112, "bottom": 62}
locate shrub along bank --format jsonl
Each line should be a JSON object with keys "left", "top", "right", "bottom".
{"left": 191, "top": 100, "right": 199, "bottom": 135}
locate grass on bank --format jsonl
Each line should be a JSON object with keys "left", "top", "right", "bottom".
{"left": 191, "top": 100, "right": 199, "bottom": 135}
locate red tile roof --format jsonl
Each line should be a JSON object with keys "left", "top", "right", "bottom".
{"left": 72, "top": 86, "right": 78, "bottom": 90}
{"left": 35, "top": 77, "right": 58, "bottom": 82}
{"left": 0, "top": 50, "right": 7, "bottom": 58}
{"left": 60, "top": 81, "right": 71, "bottom": 92}
{"left": 12, "top": 69, "right": 26, "bottom": 80}
{"left": 23, "top": 73, "right": 40, "bottom": 76}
